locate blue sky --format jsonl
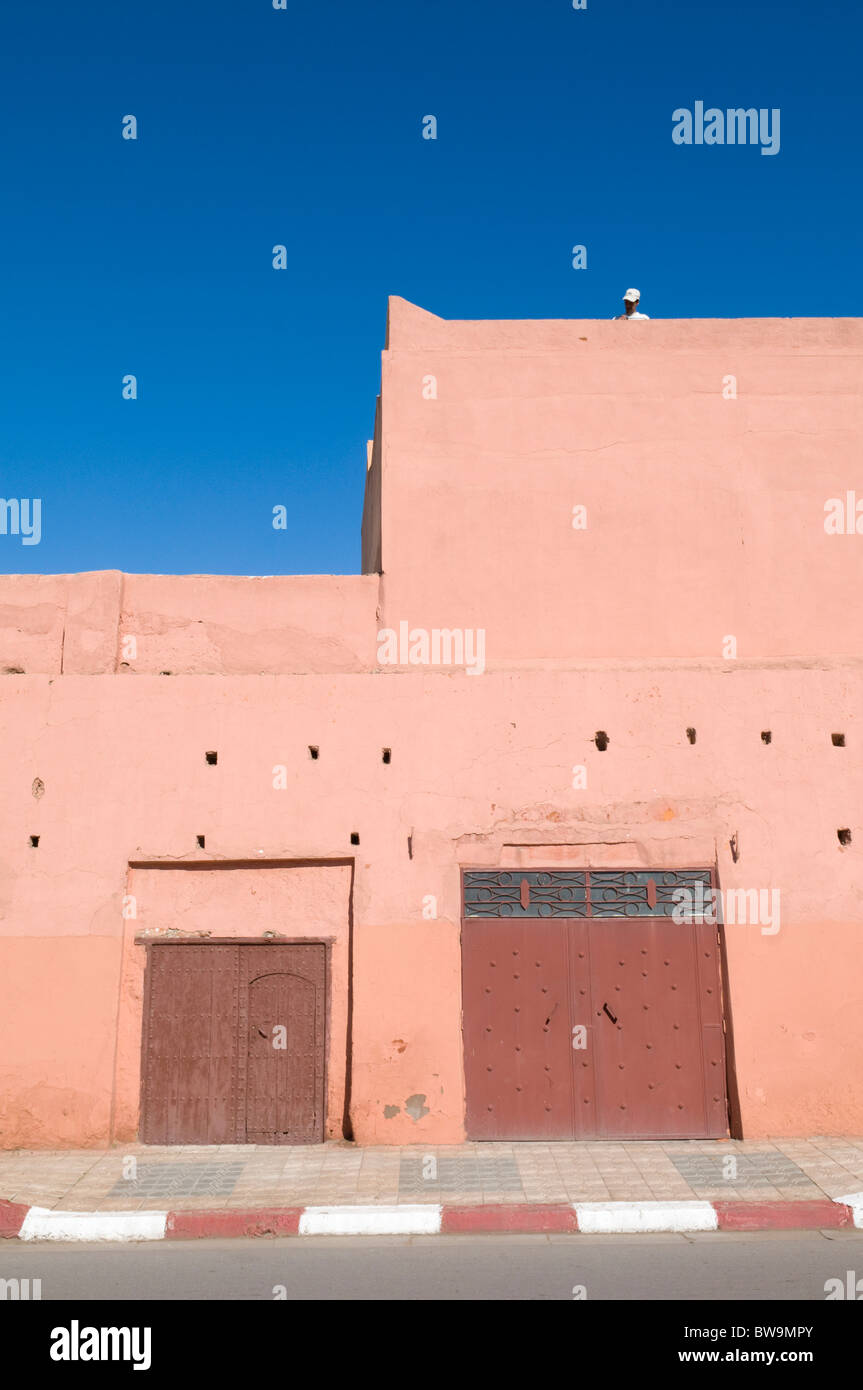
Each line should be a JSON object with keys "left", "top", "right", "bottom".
{"left": 1, "top": 0, "right": 859, "bottom": 576}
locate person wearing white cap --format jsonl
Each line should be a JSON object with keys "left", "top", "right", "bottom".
{"left": 614, "top": 289, "right": 649, "bottom": 320}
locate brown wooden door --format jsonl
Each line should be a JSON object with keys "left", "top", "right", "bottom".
{"left": 140, "top": 943, "right": 238, "bottom": 1145}
{"left": 140, "top": 942, "right": 326, "bottom": 1145}
{"left": 240, "top": 946, "right": 326, "bottom": 1144}
{"left": 461, "top": 869, "right": 729, "bottom": 1141}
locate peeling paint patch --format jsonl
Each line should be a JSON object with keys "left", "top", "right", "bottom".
{"left": 405, "top": 1093, "right": 430, "bottom": 1122}
{"left": 391, "top": 1038, "right": 406, "bottom": 1053}
{"left": 383, "top": 1105, "right": 400, "bottom": 1119}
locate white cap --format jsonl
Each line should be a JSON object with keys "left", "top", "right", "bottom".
{"left": 623, "top": 288, "right": 641, "bottom": 302}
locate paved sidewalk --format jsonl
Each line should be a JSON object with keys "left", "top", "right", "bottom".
{"left": 2, "top": 1137, "right": 863, "bottom": 1212}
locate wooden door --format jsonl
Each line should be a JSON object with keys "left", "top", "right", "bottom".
{"left": 241, "top": 945, "right": 326, "bottom": 1144}
{"left": 140, "top": 943, "right": 238, "bottom": 1145}
{"left": 140, "top": 942, "right": 326, "bottom": 1144}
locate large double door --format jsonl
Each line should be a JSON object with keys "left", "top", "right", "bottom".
{"left": 140, "top": 942, "right": 326, "bottom": 1145}
{"left": 461, "top": 870, "right": 728, "bottom": 1140}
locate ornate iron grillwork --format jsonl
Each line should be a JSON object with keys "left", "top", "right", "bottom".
{"left": 589, "top": 869, "right": 712, "bottom": 917}
{"left": 463, "top": 871, "right": 587, "bottom": 918}
{"left": 463, "top": 868, "right": 712, "bottom": 918}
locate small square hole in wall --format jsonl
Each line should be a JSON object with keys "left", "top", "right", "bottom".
{"left": 29, "top": 835, "right": 39, "bottom": 848}
{"left": 832, "top": 733, "right": 846, "bottom": 747}
{"left": 205, "top": 751, "right": 218, "bottom": 765}
{"left": 382, "top": 748, "right": 392, "bottom": 764}
{"left": 686, "top": 727, "right": 697, "bottom": 744}
{"left": 350, "top": 832, "right": 360, "bottom": 846}
{"left": 196, "top": 835, "right": 206, "bottom": 849}
{"left": 761, "top": 731, "right": 772, "bottom": 744}
{"left": 594, "top": 731, "right": 609, "bottom": 751}
{"left": 308, "top": 746, "right": 319, "bottom": 760}
{"left": 838, "top": 828, "right": 852, "bottom": 846}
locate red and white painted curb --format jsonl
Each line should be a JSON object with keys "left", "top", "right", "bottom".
{"left": 2, "top": 1193, "right": 862, "bottom": 1241}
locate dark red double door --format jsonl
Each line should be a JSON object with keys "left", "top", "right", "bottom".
{"left": 140, "top": 942, "right": 326, "bottom": 1145}
{"left": 462, "top": 871, "right": 728, "bottom": 1141}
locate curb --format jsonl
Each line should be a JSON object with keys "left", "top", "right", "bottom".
{"left": 714, "top": 1199, "right": 854, "bottom": 1232}
{"left": 0, "top": 1199, "right": 30, "bottom": 1239}
{"left": 3, "top": 1195, "right": 861, "bottom": 1241}
{"left": 442, "top": 1204, "right": 579, "bottom": 1234}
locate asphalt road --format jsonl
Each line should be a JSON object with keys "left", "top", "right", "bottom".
{"left": 4, "top": 1230, "right": 863, "bottom": 1301}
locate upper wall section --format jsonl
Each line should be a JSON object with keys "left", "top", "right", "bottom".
{"left": 361, "top": 394, "right": 382, "bottom": 575}
{"left": 0, "top": 571, "right": 380, "bottom": 675}
{"left": 374, "top": 297, "right": 863, "bottom": 660}
{"left": 4, "top": 299, "right": 861, "bottom": 672}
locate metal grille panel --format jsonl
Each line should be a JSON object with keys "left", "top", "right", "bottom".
{"left": 464, "top": 871, "right": 587, "bottom": 917}
{"left": 590, "top": 870, "right": 713, "bottom": 918}
{"left": 464, "top": 868, "right": 713, "bottom": 918}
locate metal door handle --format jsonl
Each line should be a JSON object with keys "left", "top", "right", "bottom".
{"left": 602, "top": 1002, "right": 618, "bottom": 1024}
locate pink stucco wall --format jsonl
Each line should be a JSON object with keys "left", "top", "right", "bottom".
{"left": 1, "top": 299, "right": 861, "bottom": 1148}
{"left": 0, "top": 572, "right": 379, "bottom": 675}
{"left": 376, "top": 298, "right": 863, "bottom": 660}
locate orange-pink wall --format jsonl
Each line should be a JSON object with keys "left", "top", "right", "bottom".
{"left": 0, "top": 572, "right": 378, "bottom": 674}
{"left": 376, "top": 299, "right": 863, "bottom": 660}
{"left": 1, "top": 299, "right": 861, "bottom": 1148}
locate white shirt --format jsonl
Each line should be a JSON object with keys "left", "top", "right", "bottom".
{"left": 613, "top": 310, "right": 650, "bottom": 319}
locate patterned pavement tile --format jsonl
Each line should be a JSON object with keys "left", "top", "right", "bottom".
{"left": 398, "top": 1152, "right": 523, "bottom": 1197}
{"left": 667, "top": 1151, "right": 815, "bottom": 1189}
{"left": 106, "top": 1162, "right": 246, "bottom": 1199}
